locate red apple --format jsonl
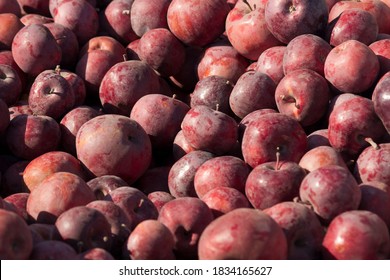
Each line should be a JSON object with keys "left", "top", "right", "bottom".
{"left": 0, "top": 64, "right": 22, "bottom": 107}
{"left": 370, "top": 39, "right": 390, "bottom": 78}
{"left": 17, "top": 0, "right": 51, "bottom": 16}
{"left": 133, "top": 166, "right": 171, "bottom": 194}
{"left": 147, "top": 191, "right": 175, "bottom": 213}
{"left": 299, "top": 146, "right": 348, "bottom": 173}
{"left": 172, "top": 129, "right": 197, "bottom": 160}
{"left": 198, "top": 208, "right": 287, "bottom": 259}
{"left": 87, "top": 175, "right": 128, "bottom": 200}
{"left": 0, "top": 0, "right": 22, "bottom": 16}
{"left": 255, "top": 45, "right": 286, "bottom": 84}
{"left": 78, "top": 247, "right": 114, "bottom": 260}
{"left": 0, "top": 13, "right": 24, "bottom": 51}
{"left": 372, "top": 71, "right": 390, "bottom": 133}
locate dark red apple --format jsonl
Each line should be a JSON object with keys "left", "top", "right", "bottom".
{"left": 172, "top": 129, "right": 197, "bottom": 160}
{"left": 87, "top": 175, "right": 128, "bottom": 200}
{"left": 198, "top": 208, "right": 287, "bottom": 259}
{"left": 306, "top": 129, "right": 331, "bottom": 150}
{"left": 298, "top": 145, "right": 348, "bottom": 173}
{"left": 158, "top": 197, "right": 214, "bottom": 259}
{"left": 30, "top": 240, "right": 78, "bottom": 260}
{"left": 147, "top": 191, "right": 175, "bottom": 213}
{"left": 322, "top": 210, "right": 390, "bottom": 259}
{"left": 0, "top": 98, "right": 10, "bottom": 137}
{"left": 372, "top": 71, "right": 390, "bottom": 133}
{"left": 0, "top": 0, "right": 22, "bottom": 16}
{"left": 1, "top": 161, "right": 29, "bottom": 196}
{"left": 133, "top": 166, "right": 171, "bottom": 194}
{"left": 255, "top": 45, "right": 286, "bottom": 84}
{"left": 76, "top": 114, "right": 152, "bottom": 184}
{"left": 0, "top": 64, "right": 23, "bottom": 106}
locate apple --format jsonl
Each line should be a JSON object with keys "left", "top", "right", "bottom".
{"left": 200, "top": 186, "right": 250, "bottom": 218}
{"left": 78, "top": 247, "right": 115, "bottom": 260}
{"left": 103, "top": 186, "right": 158, "bottom": 229}
{"left": 299, "top": 165, "right": 361, "bottom": 223}
{"left": 190, "top": 75, "right": 234, "bottom": 116}
{"left": 20, "top": 13, "right": 54, "bottom": 25}
{"left": 229, "top": 70, "right": 277, "bottom": 119}
{"left": 87, "top": 175, "right": 128, "bottom": 200}
{"left": 0, "top": 0, "right": 22, "bottom": 16}
{"left": 55, "top": 205, "right": 112, "bottom": 253}
{"left": 241, "top": 112, "right": 308, "bottom": 168}
{"left": 0, "top": 50, "right": 27, "bottom": 91}
{"left": 133, "top": 166, "right": 171, "bottom": 194}
{"left": 28, "top": 223, "right": 60, "bottom": 241}
{"left": 99, "top": 0, "right": 138, "bottom": 45}
{"left": 198, "top": 208, "right": 287, "bottom": 259}
{"left": 0, "top": 65, "right": 22, "bottom": 107}
{"left": 26, "top": 172, "right": 95, "bottom": 224}
{"left": 4, "top": 192, "right": 31, "bottom": 223}
{"left": 327, "top": 8, "right": 378, "bottom": 47}
{"left": 6, "top": 114, "right": 61, "bottom": 160}
{"left": 130, "top": 93, "right": 190, "bottom": 151}
{"left": 245, "top": 160, "right": 306, "bottom": 210}
{"left": 130, "top": 0, "right": 171, "bottom": 37}
{"left": 76, "top": 114, "right": 152, "bottom": 184}
{"left": 372, "top": 71, "right": 390, "bottom": 133}
{"left": 354, "top": 143, "right": 390, "bottom": 186}
{"left": 0, "top": 13, "right": 24, "bottom": 51}
{"left": 283, "top": 34, "right": 332, "bottom": 76}
{"left": 324, "top": 39, "right": 379, "bottom": 94}
{"left": 147, "top": 191, "right": 175, "bottom": 213}
{"left": 370, "top": 39, "right": 390, "bottom": 78}
{"left": 56, "top": 70, "right": 86, "bottom": 107}
{"left": 59, "top": 106, "right": 101, "bottom": 156}
{"left": 306, "top": 129, "right": 331, "bottom": 150}
{"left": 1, "top": 161, "right": 29, "bottom": 196}
{"left": 322, "top": 210, "right": 390, "bottom": 259}
{"left": 124, "top": 219, "right": 175, "bottom": 260}
{"left": 23, "top": 151, "right": 86, "bottom": 192}
{"left": 158, "top": 197, "right": 214, "bottom": 259}
{"left": 194, "top": 155, "right": 250, "bottom": 199}
{"left": 238, "top": 108, "right": 277, "bottom": 141}
{"left": 28, "top": 68, "right": 75, "bottom": 120}
{"left": 30, "top": 240, "right": 78, "bottom": 260}
{"left": 0, "top": 208, "right": 33, "bottom": 259}
{"left": 264, "top": 0, "right": 329, "bottom": 44}
{"left": 225, "top": 0, "right": 282, "bottom": 61}
{"left": 167, "top": 0, "right": 230, "bottom": 47}
{"left": 172, "top": 130, "right": 197, "bottom": 160}
{"left": 328, "top": 95, "right": 386, "bottom": 157}
{"left": 99, "top": 60, "right": 160, "bottom": 116}
{"left": 298, "top": 145, "right": 348, "bottom": 173}
{"left": 264, "top": 201, "right": 325, "bottom": 260}
{"left": 8, "top": 101, "right": 33, "bottom": 121}
{"left": 255, "top": 45, "right": 286, "bottom": 84}
{"left": 11, "top": 23, "right": 62, "bottom": 77}
{"left": 197, "top": 40, "right": 249, "bottom": 84}
{"left": 181, "top": 105, "right": 239, "bottom": 156}
{"left": 17, "top": 0, "right": 51, "bottom": 16}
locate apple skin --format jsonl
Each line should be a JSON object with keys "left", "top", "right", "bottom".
{"left": 59, "top": 106, "right": 102, "bottom": 156}
{"left": 167, "top": 0, "right": 231, "bottom": 47}
{"left": 359, "top": 181, "right": 390, "bottom": 229}
{"left": 168, "top": 150, "right": 214, "bottom": 198}
{"left": 324, "top": 40, "right": 379, "bottom": 94}
{"left": 190, "top": 75, "right": 234, "bottom": 117}
{"left": 306, "top": 129, "right": 331, "bottom": 150}
{"left": 172, "top": 129, "right": 197, "bottom": 160}
{"left": 130, "top": 94, "right": 190, "bottom": 151}
{"left": 30, "top": 240, "right": 78, "bottom": 260}
{"left": 0, "top": 50, "right": 27, "bottom": 91}
{"left": 20, "top": 13, "right": 54, "bottom": 25}
{"left": 6, "top": 114, "right": 61, "bottom": 160}
{"left": 225, "top": 0, "right": 282, "bottom": 61}
{"left": 1, "top": 161, "right": 30, "bottom": 196}
{"left": 194, "top": 155, "right": 250, "bottom": 199}
{"left": 0, "top": 13, "right": 24, "bottom": 51}
{"left": 4, "top": 192, "right": 31, "bottom": 223}
{"left": 370, "top": 39, "right": 390, "bottom": 78}
{"left": 354, "top": 143, "right": 390, "bottom": 186}
{"left": 264, "top": 201, "right": 325, "bottom": 260}
{"left": 130, "top": 0, "right": 171, "bottom": 37}
{"left": 55, "top": 205, "right": 112, "bottom": 253}
{"left": 158, "top": 197, "right": 214, "bottom": 259}
{"left": 17, "top": 0, "right": 51, "bottom": 16}
{"left": 124, "top": 219, "right": 175, "bottom": 260}
{"left": 0, "top": 208, "right": 33, "bottom": 260}
{"left": 11, "top": 23, "right": 62, "bottom": 77}
{"left": 299, "top": 165, "right": 361, "bottom": 223}
{"left": 275, "top": 69, "right": 330, "bottom": 127}
{"left": 99, "top": 60, "right": 160, "bottom": 116}
{"left": 327, "top": 8, "right": 378, "bottom": 47}
{"left": 255, "top": 45, "right": 286, "bottom": 84}
{"left": 372, "top": 71, "right": 390, "bottom": 133}
{"left": 283, "top": 34, "right": 332, "bottom": 76}
{"left": 147, "top": 191, "right": 175, "bottom": 213}
{"left": 75, "top": 114, "right": 152, "bottom": 184}
{"left": 241, "top": 112, "right": 308, "bottom": 168}
{"left": 328, "top": 96, "right": 386, "bottom": 157}
{"left": 78, "top": 247, "right": 114, "bottom": 260}
{"left": 322, "top": 210, "right": 390, "bottom": 260}
{"left": 264, "top": 0, "right": 329, "bottom": 44}
{"left": 99, "top": 0, "right": 138, "bottom": 45}
{"left": 86, "top": 175, "right": 128, "bottom": 200}
{"left": 103, "top": 186, "right": 159, "bottom": 230}
{"left": 0, "top": 64, "right": 22, "bottom": 107}
{"left": 23, "top": 151, "right": 86, "bottom": 192}
{"left": 238, "top": 108, "right": 278, "bottom": 141}
{"left": 245, "top": 160, "right": 306, "bottom": 210}
{"left": 197, "top": 41, "right": 249, "bottom": 84}
{"left": 298, "top": 146, "right": 348, "bottom": 173}
{"left": 0, "top": 0, "right": 22, "bottom": 16}
{"left": 229, "top": 70, "right": 277, "bottom": 119}
{"left": 201, "top": 186, "right": 250, "bottom": 218}
{"left": 57, "top": 70, "right": 86, "bottom": 107}
{"left": 198, "top": 208, "right": 288, "bottom": 260}
{"left": 181, "top": 105, "right": 239, "bottom": 156}
{"left": 52, "top": 0, "right": 99, "bottom": 46}
{"left": 28, "top": 69, "right": 75, "bottom": 120}
{"left": 26, "top": 172, "right": 95, "bottom": 224}
{"left": 133, "top": 166, "right": 171, "bottom": 194}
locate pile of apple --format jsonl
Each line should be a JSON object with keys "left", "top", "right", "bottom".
{"left": 0, "top": 0, "right": 390, "bottom": 260}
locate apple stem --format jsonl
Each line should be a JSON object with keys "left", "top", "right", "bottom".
{"left": 215, "top": 103, "right": 220, "bottom": 111}
{"left": 365, "top": 137, "right": 379, "bottom": 150}
{"left": 280, "top": 95, "right": 300, "bottom": 109}
{"left": 243, "top": 0, "right": 255, "bottom": 11}
{"left": 172, "top": 94, "right": 177, "bottom": 100}
{"left": 123, "top": 53, "right": 128, "bottom": 62}
{"left": 275, "top": 146, "right": 281, "bottom": 170}
{"left": 122, "top": 9, "right": 130, "bottom": 15}
{"left": 54, "top": 65, "right": 61, "bottom": 74}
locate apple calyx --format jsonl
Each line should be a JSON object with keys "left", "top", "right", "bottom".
{"left": 122, "top": 10, "right": 130, "bottom": 16}
{"left": 364, "top": 137, "right": 379, "bottom": 150}
{"left": 280, "top": 94, "right": 300, "bottom": 109}
{"left": 289, "top": 5, "right": 297, "bottom": 14}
